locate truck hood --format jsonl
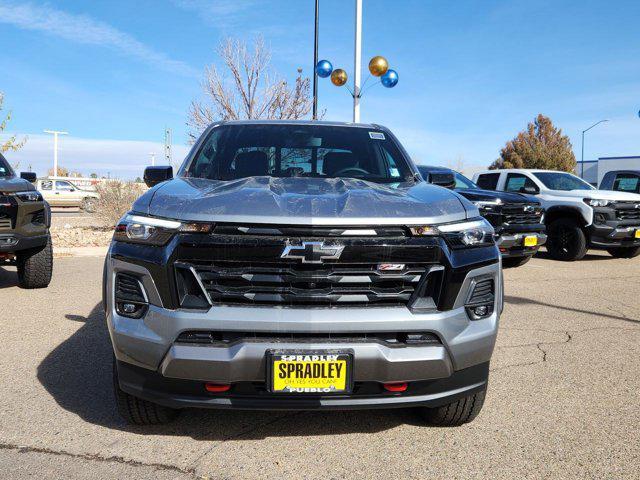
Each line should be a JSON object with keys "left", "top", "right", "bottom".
{"left": 456, "top": 188, "right": 539, "bottom": 205}
{"left": 139, "top": 176, "right": 471, "bottom": 225}
{"left": 0, "top": 176, "right": 36, "bottom": 193}
{"left": 549, "top": 189, "right": 640, "bottom": 201}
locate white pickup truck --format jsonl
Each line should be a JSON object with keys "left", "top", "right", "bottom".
{"left": 472, "top": 169, "right": 640, "bottom": 261}
{"left": 36, "top": 179, "right": 99, "bottom": 212}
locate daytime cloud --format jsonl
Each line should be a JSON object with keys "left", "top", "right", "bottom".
{"left": 0, "top": 1, "right": 198, "bottom": 77}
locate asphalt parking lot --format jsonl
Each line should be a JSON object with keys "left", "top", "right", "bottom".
{"left": 1, "top": 252, "right": 639, "bottom": 479}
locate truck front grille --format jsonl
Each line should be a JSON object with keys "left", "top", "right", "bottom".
{"left": 175, "top": 331, "right": 442, "bottom": 345}
{"left": 502, "top": 203, "right": 543, "bottom": 225}
{"left": 0, "top": 218, "right": 11, "bottom": 230}
{"left": 183, "top": 262, "right": 440, "bottom": 307}
{"left": 0, "top": 195, "right": 17, "bottom": 230}
{"left": 614, "top": 201, "right": 640, "bottom": 221}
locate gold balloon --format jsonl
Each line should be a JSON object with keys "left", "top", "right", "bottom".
{"left": 331, "top": 68, "right": 348, "bottom": 86}
{"left": 368, "top": 56, "right": 389, "bottom": 77}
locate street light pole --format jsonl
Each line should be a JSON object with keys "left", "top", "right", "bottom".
{"left": 353, "top": 0, "right": 362, "bottom": 123}
{"left": 312, "top": 0, "right": 319, "bottom": 120}
{"left": 43, "top": 130, "right": 68, "bottom": 178}
{"left": 580, "top": 119, "right": 608, "bottom": 179}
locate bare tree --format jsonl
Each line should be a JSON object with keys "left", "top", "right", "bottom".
{"left": 446, "top": 155, "right": 465, "bottom": 172}
{"left": 0, "top": 92, "right": 27, "bottom": 153}
{"left": 188, "top": 37, "right": 312, "bottom": 140}
{"left": 47, "top": 165, "right": 69, "bottom": 177}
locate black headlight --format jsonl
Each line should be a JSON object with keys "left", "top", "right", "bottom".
{"left": 15, "top": 191, "right": 43, "bottom": 202}
{"left": 409, "top": 218, "right": 496, "bottom": 249}
{"left": 473, "top": 200, "right": 502, "bottom": 213}
{"left": 114, "top": 213, "right": 212, "bottom": 246}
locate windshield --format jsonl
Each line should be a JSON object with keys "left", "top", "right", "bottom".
{"left": 453, "top": 172, "right": 477, "bottom": 189}
{"left": 0, "top": 154, "right": 14, "bottom": 178}
{"left": 533, "top": 172, "right": 595, "bottom": 191}
{"left": 183, "top": 124, "right": 414, "bottom": 184}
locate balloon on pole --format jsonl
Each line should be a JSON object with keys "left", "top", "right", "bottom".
{"left": 368, "top": 56, "right": 389, "bottom": 77}
{"left": 381, "top": 69, "right": 399, "bottom": 88}
{"left": 331, "top": 69, "right": 348, "bottom": 86}
{"left": 315, "top": 60, "right": 333, "bottom": 78}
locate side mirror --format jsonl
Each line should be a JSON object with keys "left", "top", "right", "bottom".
{"left": 144, "top": 166, "right": 173, "bottom": 187}
{"left": 429, "top": 172, "right": 456, "bottom": 189}
{"left": 519, "top": 186, "right": 539, "bottom": 195}
{"left": 20, "top": 172, "right": 37, "bottom": 183}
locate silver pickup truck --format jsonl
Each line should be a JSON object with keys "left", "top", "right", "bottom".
{"left": 104, "top": 120, "right": 503, "bottom": 426}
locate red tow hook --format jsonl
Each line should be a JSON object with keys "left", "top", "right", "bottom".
{"left": 205, "top": 383, "right": 231, "bottom": 393}
{"left": 383, "top": 382, "right": 408, "bottom": 392}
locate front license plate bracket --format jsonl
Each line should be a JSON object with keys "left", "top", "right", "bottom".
{"left": 267, "top": 350, "right": 353, "bottom": 394}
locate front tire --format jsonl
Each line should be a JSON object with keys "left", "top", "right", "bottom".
{"left": 502, "top": 256, "right": 531, "bottom": 268}
{"left": 17, "top": 235, "right": 53, "bottom": 289}
{"left": 606, "top": 246, "right": 640, "bottom": 258}
{"left": 113, "top": 359, "right": 178, "bottom": 425}
{"left": 81, "top": 197, "right": 97, "bottom": 213}
{"left": 419, "top": 388, "right": 486, "bottom": 427}
{"left": 546, "top": 218, "right": 587, "bottom": 261}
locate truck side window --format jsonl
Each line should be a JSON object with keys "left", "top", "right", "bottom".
{"left": 56, "top": 181, "right": 74, "bottom": 191}
{"left": 613, "top": 174, "right": 640, "bottom": 193}
{"left": 40, "top": 181, "right": 53, "bottom": 190}
{"left": 505, "top": 173, "right": 537, "bottom": 193}
{"left": 476, "top": 173, "right": 500, "bottom": 190}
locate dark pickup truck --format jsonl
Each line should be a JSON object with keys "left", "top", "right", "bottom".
{"left": 0, "top": 152, "right": 52, "bottom": 288}
{"left": 418, "top": 166, "right": 546, "bottom": 267}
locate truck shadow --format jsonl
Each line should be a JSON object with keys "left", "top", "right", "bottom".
{"left": 505, "top": 295, "right": 638, "bottom": 324}
{"left": 38, "top": 303, "right": 422, "bottom": 439}
{"left": 0, "top": 266, "right": 18, "bottom": 289}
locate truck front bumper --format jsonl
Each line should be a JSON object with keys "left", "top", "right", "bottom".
{"left": 496, "top": 232, "right": 547, "bottom": 258}
{"left": 589, "top": 224, "right": 640, "bottom": 248}
{"left": 106, "top": 256, "right": 501, "bottom": 410}
{"left": 116, "top": 358, "right": 489, "bottom": 410}
{"left": 0, "top": 233, "right": 48, "bottom": 252}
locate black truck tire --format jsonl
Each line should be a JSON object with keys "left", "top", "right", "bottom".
{"left": 546, "top": 218, "right": 587, "bottom": 261}
{"left": 420, "top": 388, "right": 486, "bottom": 427}
{"left": 502, "top": 256, "right": 531, "bottom": 268}
{"left": 17, "top": 235, "right": 53, "bottom": 289}
{"left": 606, "top": 246, "right": 640, "bottom": 258}
{"left": 113, "top": 359, "right": 178, "bottom": 425}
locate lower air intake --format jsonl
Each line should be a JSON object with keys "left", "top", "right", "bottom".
{"left": 114, "top": 273, "right": 147, "bottom": 318}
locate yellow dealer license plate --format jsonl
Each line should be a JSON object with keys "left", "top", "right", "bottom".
{"left": 635, "top": 229, "right": 640, "bottom": 239}
{"left": 523, "top": 235, "right": 538, "bottom": 247}
{"left": 270, "top": 352, "right": 351, "bottom": 394}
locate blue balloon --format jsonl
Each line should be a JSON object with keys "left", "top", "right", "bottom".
{"left": 316, "top": 60, "right": 333, "bottom": 78}
{"left": 381, "top": 69, "right": 399, "bottom": 88}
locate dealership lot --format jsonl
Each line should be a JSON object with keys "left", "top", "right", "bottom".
{"left": 1, "top": 253, "right": 639, "bottom": 479}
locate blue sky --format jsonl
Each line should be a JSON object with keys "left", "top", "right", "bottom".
{"left": 0, "top": 0, "right": 639, "bottom": 178}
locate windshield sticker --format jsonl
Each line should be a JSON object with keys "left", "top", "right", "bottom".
{"left": 618, "top": 178, "right": 639, "bottom": 191}
{"left": 369, "top": 132, "right": 385, "bottom": 140}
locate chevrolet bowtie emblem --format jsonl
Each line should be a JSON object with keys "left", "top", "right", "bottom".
{"left": 280, "top": 241, "right": 344, "bottom": 264}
